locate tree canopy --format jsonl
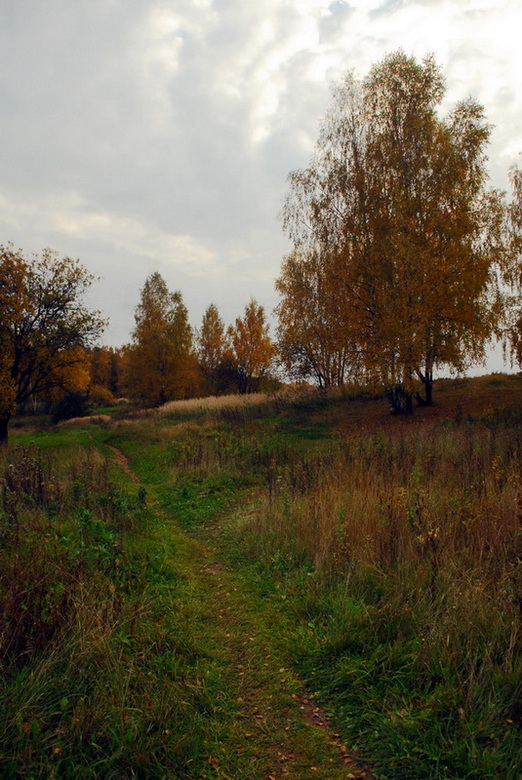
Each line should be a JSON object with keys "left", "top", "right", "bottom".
{"left": 227, "top": 299, "right": 274, "bottom": 394}
{"left": 279, "top": 51, "right": 508, "bottom": 411}
{"left": 275, "top": 249, "right": 355, "bottom": 387}
{"left": 0, "top": 245, "right": 105, "bottom": 443}
{"left": 127, "top": 272, "right": 197, "bottom": 406}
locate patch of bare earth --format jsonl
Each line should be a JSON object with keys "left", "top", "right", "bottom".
{"left": 105, "top": 444, "right": 139, "bottom": 483}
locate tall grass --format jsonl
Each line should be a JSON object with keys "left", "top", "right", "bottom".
{"left": 158, "top": 385, "right": 334, "bottom": 421}
{"left": 220, "top": 415, "right": 522, "bottom": 778}
{"left": 0, "top": 443, "right": 218, "bottom": 778}
{"left": 105, "top": 382, "right": 522, "bottom": 777}
{"left": 5, "top": 378, "right": 520, "bottom": 778}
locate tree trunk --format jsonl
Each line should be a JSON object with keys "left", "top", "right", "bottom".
{"left": 0, "top": 414, "right": 10, "bottom": 448}
{"left": 415, "top": 367, "right": 433, "bottom": 407}
{"left": 385, "top": 384, "right": 413, "bottom": 415}
{"left": 424, "top": 378, "right": 433, "bottom": 406}
{"left": 416, "top": 376, "right": 433, "bottom": 406}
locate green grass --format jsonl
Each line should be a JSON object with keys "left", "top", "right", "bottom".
{"left": 2, "top": 375, "right": 521, "bottom": 778}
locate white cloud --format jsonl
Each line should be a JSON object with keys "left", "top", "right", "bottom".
{"left": 0, "top": 189, "right": 222, "bottom": 278}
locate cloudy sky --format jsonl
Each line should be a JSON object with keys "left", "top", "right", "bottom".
{"left": 1, "top": 0, "right": 521, "bottom": 370}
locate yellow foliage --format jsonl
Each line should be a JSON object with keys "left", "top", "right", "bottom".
{"left": 227, "top": 300, "right": 274, "bottom": 394}
{"left": 0, "top": 244, "right": 105, "bottom": 441}
{"left": 279, "top": 52, "right": 510, "bottom": 410}
{"left": 46, "top": 348, "right": 91, "bottom": 401}
{"left": 127, "top": 273, "right": 198, "bottom": 406}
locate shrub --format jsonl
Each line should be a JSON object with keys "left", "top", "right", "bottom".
{"left": 51, "top": 391, "right": 90, "bottom": 423}
{"left": 88, "top": 383, "right": 116, "bottom": 405}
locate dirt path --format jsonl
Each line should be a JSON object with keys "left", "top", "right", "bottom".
{"left": 105, "top": 443, "right": 140, "bottom": 482}
{"left": 108, "top": 443, "right": 377, "bottom": 779}
{"left": 194, "top": 546, "right": 377, "bottom": 780}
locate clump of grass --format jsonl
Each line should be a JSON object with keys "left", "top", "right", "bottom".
{"left": 0, "top": 442, "right": 142, "bottom": 672}
{"left": 158, "top": 385, "right": 333, "bottom": 421}
{"left": 158, "top": 391, "right": 274, "bottom": 418}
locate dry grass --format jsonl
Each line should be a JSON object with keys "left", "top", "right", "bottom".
{"left": 233, "top": 416, "right": 522, "bottom": 700}
{"left": 58, "top": 414, "right": 112, "bottom": 426}
{"left": 158, "top": 385, "right": 332, "bottom": 417}
{"left": 158, "top": 392, "right": 273, "bottom": 416}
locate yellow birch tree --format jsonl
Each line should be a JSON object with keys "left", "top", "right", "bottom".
{"left": 280, "top": 52, "right": 507, "bottom": 412}
{"left": 227, "top": 299, "right": 273, "bottom": 394}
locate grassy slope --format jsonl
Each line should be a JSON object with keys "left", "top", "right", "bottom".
{"left": 2, "top": 373, "right": 521, "bottom": 779}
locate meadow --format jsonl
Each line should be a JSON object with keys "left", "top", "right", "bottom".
{"left": 1, "top": 374, "right": 521, "bottom": 779}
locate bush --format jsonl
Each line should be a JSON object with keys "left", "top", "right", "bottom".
{"left": 88, "top": 384, "right": 116, "bottom": 406}
{"left": 51, "top": 391, "right": 90, "bottom": 423}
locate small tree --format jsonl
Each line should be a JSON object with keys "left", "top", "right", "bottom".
{"left": 275, "top": 249, "right": 356, "bottom": 387}
{"left": 0, "top": 245, "right": 105, "bottom": 444}
{"left": 51, "top": 390, "right": 90, "bottom": 424}
{"left": 227, "top": 299, "right": 273, "bottom": 394}
{"left": 197, "top": 303, "right": 227, "bottom": 394}
{"left": 127, "top": 273, "right": 198, "bottom": 405}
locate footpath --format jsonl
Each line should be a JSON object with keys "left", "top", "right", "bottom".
{"left": 109, "top": 443, "right": 377, "bottom": 780}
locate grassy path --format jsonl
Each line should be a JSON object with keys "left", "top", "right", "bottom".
{"left": 107, "top": 442, "right": 376, "bottom": 780}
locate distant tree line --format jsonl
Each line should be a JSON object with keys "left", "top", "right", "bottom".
{"left": 0, "top": 248, "right": 277, "bottom": 443}
{"left": 121, "top": 271, "right": 274, "bottom": 406}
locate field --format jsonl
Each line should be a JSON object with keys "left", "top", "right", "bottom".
{"left": 1, "top": 374, "right": 521, "bottom": 779}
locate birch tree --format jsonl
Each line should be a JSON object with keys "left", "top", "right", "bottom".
{"left": 227, "top": 300, "right": 273, "bottom": 394}
{"left": 280, "top": 52, "right": 507, "bottom": 412}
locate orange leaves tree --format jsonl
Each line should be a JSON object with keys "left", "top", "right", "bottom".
{"left": 0, "top": 245, "right": 105, "bottom": 444}
{"left": 126, "top": 272, "right": 198, "bottom": 406}
{"left": 227, "top": 299, "right": 273, "bottom": 394}
{"left": 279, "top": 52, "right": 508, "bottom": 412}
{"left": 275, "top": 249, "right": 357, "bottom": 387}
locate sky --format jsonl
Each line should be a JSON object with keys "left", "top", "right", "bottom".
{"left": 1, "top": 0, "right": 521, "bottom": 372}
